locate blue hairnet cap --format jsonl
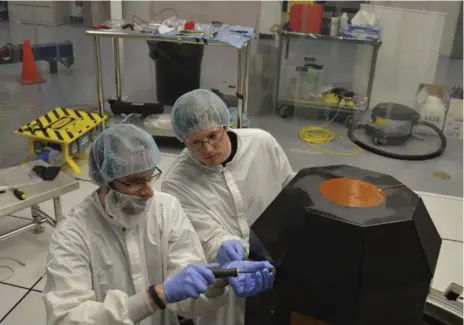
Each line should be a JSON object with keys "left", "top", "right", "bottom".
{"left": 89, "top": 123, "right": 161, "bottom": 186}
{"left": 171, "top": 89, "right": 230, "bottom": 142}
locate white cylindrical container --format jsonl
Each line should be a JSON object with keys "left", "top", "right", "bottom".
{"left": 44, "top": 147, "right": 65, "bottom": 166}
{"left": 330, "top": 16, "right": 340, "bottom": 37}
{"left": 339, "top": 12, "right": 349, "bottom": 35}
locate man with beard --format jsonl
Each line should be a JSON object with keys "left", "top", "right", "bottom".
{"left": 42, "top": 123, "right": 274, "bottom": 325}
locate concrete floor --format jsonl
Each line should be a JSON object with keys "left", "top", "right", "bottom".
{"left": 0, "top": 22, "right": 462, "bottom": 197}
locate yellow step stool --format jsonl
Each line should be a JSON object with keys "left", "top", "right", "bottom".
{"left": 15, "top": 107, "right": 109, "bottom": 175}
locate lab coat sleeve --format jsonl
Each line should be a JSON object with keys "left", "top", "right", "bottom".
{"left": 162, "top": 180, "right": 243, "bottom": 262}
{"left": 164, "top": 198, "right": 229, "bottom": 319}
{"left": 270, "top": 134, "right": 297, "bottom": 187}
{"left": 42, "top": 227, "right": 153, "bottom": 325}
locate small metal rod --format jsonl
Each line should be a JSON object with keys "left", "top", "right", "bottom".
{"left": 93, "top": 36, "right": 106, "bottom": 128}
{"left": 0, "top": 218, "right": 48, "bottom": 241}
{"left": 243, "top": 41, "right": 251, "bottom": 121}
{"left": 236, "top": 46, "right": 244, "bottom": 129}
{"left": 113, "top": 38, "right": 122, "bottom": 100}
{"left": 34, "top": 208, "right": 57, "bottom": 227}
{"left": 366, "top": 45, "right": 380, "bottom": 110}
{"left": 274, "top": 33, "right": 284, "bottom": 112}
{"left": 53, "top": 196, "right": 62, "bottom": 224}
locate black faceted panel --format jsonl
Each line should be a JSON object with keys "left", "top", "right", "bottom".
{"left": 247, "top": 165, "right": 442, "bottom": 325}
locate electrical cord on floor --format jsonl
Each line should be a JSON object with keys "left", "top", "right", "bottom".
{"left": 298, "top": 104, "right": 362, "bottom": 156}
{"left": 0, "top": 257, "right": 26, "bottom": 283}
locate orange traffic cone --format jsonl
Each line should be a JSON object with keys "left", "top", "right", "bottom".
{"left": 20, "top": 40, "right": 45, "bottom": 85}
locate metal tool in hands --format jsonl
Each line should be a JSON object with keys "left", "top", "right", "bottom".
{"left": 208, "top": 267, "right": 276, "bottom": 278}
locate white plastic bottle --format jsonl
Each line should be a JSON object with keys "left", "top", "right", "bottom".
{"left": 339, "top": 12, "right": 349, "bottom": 35}
{"left": 330, "top": 16, "right": 340, "bottom": 37}
{"left": 43, "top": 147, "right": 65, "bottom": 166}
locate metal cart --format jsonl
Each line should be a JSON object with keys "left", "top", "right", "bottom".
{"left": 86, "top": 29, "right": 252, "bottom": 133}
{"left": 274, "top": 27, "right": 381, "bottom": 126}
{"left": 0, "top": 161, "right": 79, "bottom": 241}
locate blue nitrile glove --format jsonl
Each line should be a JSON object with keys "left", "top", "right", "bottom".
{"left": 224, "top": 260, "right": 274, "bottom": 297}
{"left": 163, "top": 264, "right": 217, "bottom": 303}
{"left": 217, "top": 240, "right": 245, "bottom": 265}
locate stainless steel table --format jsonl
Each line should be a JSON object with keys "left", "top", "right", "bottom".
{"left": 85, "top": 29, "right": 252, "bottom": 130}
{"left": 274, "top": 27, "right": 381, "bottom": 118}
{"left": 419, "top": 192, "right": 463, "bottom": 325}
{"left": 0, "top": 161, "right": 79, "bottom": 240}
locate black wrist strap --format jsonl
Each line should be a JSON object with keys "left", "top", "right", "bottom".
{"left": 148, "top": 285, "right": 166, "bottom": 310}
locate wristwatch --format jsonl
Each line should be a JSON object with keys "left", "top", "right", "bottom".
{"left": 148, "top": 285, "right": 166, "bottom": 310}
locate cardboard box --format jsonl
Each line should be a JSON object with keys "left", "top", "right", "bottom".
{"left": 415, "top": 84, "right": 448, "bottom": 135}
{"left": 443, "top": 97, "right": 463, "bottom": 140}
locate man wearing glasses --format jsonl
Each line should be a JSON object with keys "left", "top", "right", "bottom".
{"left": 162, "top": 89, "right": 295, "bottom": 325}
{"left": 42, "top": 123, "right": 274, "bottom": 325}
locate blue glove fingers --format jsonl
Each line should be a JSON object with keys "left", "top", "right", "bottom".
{"left": 217, "top": 240, "right": 245, "bottom": 265}
{"left": 189, "top": 273, "right": 209, "bottom": 297}
{"left": 229, "top": 276, "right": 244, "bottom": 296}
{"left": 239, "top": 261, "right": 274, "bottom": 273}
{"left": 261, "top": 268, "right": 274, "bottom": 289}
{"left": 224, "top": 241, "right": 244, "bottom": 261}
{"left": 191, "top": 265, "right": 215, "bottom": 285}
{"left": 253, "top": 271, "right": 263, "bottom": 294}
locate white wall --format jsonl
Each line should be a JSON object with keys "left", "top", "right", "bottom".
{"left": 121, "top": 0, "right": 282, "bottom": 34}
{"left": 259, "top": 1, "right": 282, "bottom": 33}
{"left": 374, "top": 1, "right": 462, "bottom": 57}
{"left": 122, "top": 1, "right": 261, "bottom": 29}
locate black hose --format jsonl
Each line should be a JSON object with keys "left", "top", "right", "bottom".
{"left": 348, "top": 121, "right": 447, "bottom": 161}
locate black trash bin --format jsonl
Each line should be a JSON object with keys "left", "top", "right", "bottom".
{"left": 147, "top": 41, "right": 204, "bottom": 106}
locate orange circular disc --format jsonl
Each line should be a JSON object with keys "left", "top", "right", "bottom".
{"left": 319, "top": 178, "right": 385, "bottom": 208}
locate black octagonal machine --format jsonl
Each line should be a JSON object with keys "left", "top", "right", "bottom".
{"left": 246, "top": 165, "right": 442, "bottom": 325}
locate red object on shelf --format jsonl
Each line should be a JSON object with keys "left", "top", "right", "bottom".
{"left": 185, "top": 21, "right": 195, "bottom": 31}
{"left": 289, "top": 4, "right": 323, "bottom": 34}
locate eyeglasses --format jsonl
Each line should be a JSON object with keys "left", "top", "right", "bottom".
{"left": 187, "top": 128, "right": 226, "bottom": 151}
{"left": 114, "top": 167, "right": 162, "bottom": 193}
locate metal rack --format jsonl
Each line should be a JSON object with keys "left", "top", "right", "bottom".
{"left": 85, "top": 29, "right": 252, "bottom": 132}
{"left": 274, "top": 27, "right": 381, "bottom": 125}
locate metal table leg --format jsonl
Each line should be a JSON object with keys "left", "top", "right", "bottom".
{"left": 243, "top": 41, "right": 251, "bottom": 121}
{"left": 274, "top": 34, "right": 284, "bottom": 112}
{"left": 31, "top": 204, "right": 45, "bottom": 234}
{"left": 53, "top": 197, "right": 63, "bottom": 224}
{"left": 113, "top": 38, "right": 122, "bottom": 100}
{"left": 236, "top": 45, "right": 244, "bottom": 129}
{"left": 93, "top": 36, "right": 105, "bottom": 128}
{"left": 366, "top": 45, "right": 380, "bottom": 110}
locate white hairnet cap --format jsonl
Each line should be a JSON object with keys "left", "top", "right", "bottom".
{"left": 171, "top": 89, "right": 230, "bottom": 142}
{"left": 89, "top": 124, "right": 161, "bottom": 186}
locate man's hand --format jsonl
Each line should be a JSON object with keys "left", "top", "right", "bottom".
{"left": 224, "top": 261, "right": 274, "bottom": 297}
{"left": 217, "top": 240, "right": 245, "bottom": 265}
{"left": 163, "top": 264, "right": 216, "bottom": 303}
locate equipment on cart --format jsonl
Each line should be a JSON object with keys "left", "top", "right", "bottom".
{"left": 108, "top": 98, "right": 165, "bottom": 116}
{"left": 245, "top": 165, "right": 450, "bottom": 325}
{"left": 14, "top": 107, "right": 108, "bottom": 175}
{"left": 279, "top": 83, "right": 358, "bottom": 128}
{"left": 348, "top": 102, "right": 447, "bottom": 160}
{"left": 0, "top": 41, "right": 74, "bottom": 74}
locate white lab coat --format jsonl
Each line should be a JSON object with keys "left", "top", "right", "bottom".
{"left": 161, "top": 128, "right": 295, "bottom": 325}
{"left": 42, "top": 190, "right": 229, "bottom": 325}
